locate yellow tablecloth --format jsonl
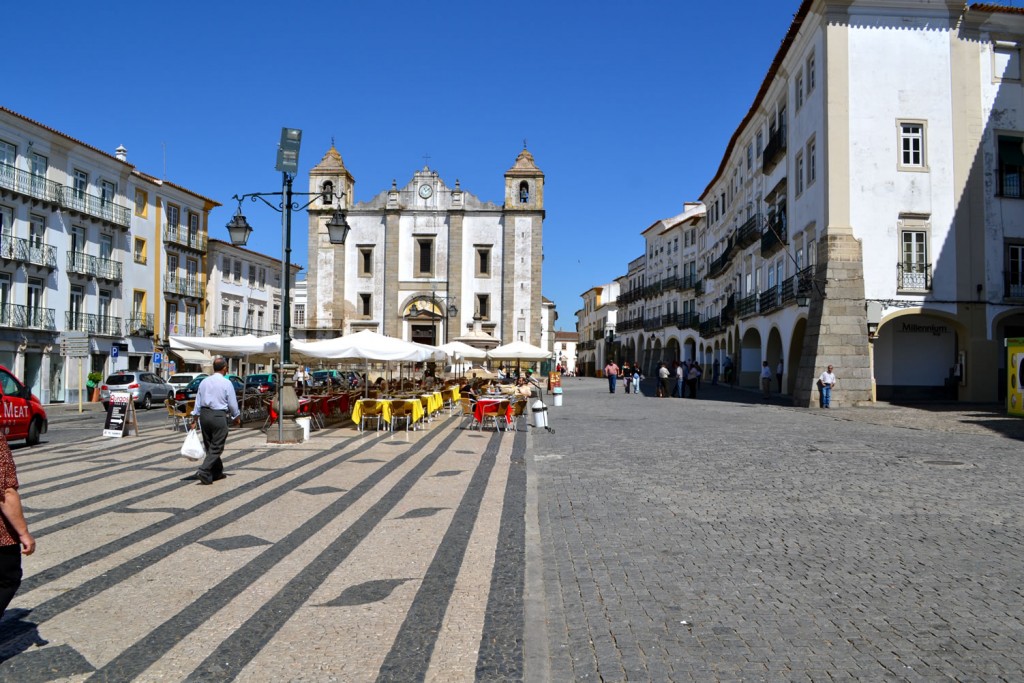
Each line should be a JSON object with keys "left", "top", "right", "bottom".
{"left": 420, "top": 392, "right": 443, "bottom": 416}
{"left": 441, "top": 387, "right": 461, "bottom": 404}
{"left": 389, "top": 398, "right": 424, "bottom": 427}
{"left": 352, "top": 399, "right": 392, "bottom": 426}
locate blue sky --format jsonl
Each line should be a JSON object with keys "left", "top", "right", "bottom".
{"left": 10, "top": 1, "right": 1019, "bottom": 330}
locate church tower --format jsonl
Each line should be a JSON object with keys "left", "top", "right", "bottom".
{"left": 306, "top": 145, "right": 355, "bottom": 335}
{"left": 502, "top": 148, "right": 545, "bottom": 346}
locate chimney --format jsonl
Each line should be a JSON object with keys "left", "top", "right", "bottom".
{"left": 115, "top": 145, "right": 128, "bottom": 162}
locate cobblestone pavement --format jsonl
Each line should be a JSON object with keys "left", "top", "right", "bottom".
{"left": 527, "top": 378, "right": 1024, "bottom": 682}
{"left": 0, "top": 409, "right": 528, "bottom": 682}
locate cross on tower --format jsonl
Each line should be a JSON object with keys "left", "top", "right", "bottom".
{"left": 422, "top": 153, "right": 431, "bottom": 169}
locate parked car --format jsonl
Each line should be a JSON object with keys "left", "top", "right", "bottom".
{"left": 0, "top": 365, "right": 48, "bottom": 446}
{"left": 167, "top": 372, "right": 207, "bottom": 393}
{"left": 244, "top": 373, "right": 278, "bottom": 395}
{"left": 310, "top": 369, "right": 344, "bottom": 390}
{"left": 101, "top": 371, "right": 174, "bottom": 410}
{"left": 174, "top": 375, "right": 246, "bottom": 403}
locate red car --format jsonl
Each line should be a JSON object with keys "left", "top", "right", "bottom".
{"left": 0, "top": 365, "right": 48, "bottom": 446}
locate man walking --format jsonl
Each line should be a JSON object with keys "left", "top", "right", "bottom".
{"left": 191, "top": 357, "right": 241, "bottom": 485}
{"left": 760, "top": 360, "right": 773, "bottom": 399}
{"left": 675, "top": 362, "right": 685, "bottom": 398}
{"left": 604, "top": 359, "right": 620, "bottom": 394}
{"left": 0, "top": 433, "right": 34, "bottom": 617}
{"left": 776, "top": 359, "right": 784, "bottom": 394}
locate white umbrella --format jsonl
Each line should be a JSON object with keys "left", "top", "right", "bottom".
{"left": 170, "top": 334, "right": 280, "bottom": 358}
{"left": 486, "top": 340, "right": 551, "bottom": 361}
{"left": 438, "top": 341, "right": 488, "bottom": 361}
{"left": 292, "top": 330, "right": 440, "bottom": 362}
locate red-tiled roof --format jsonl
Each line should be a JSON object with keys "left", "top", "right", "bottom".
{"left": 970, "top": 3, "right": 1024, "bottom": 15}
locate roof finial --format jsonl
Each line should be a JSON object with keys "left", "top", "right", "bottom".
{"left": 523, "top": 138, "right": 528, "bottom": 150}
{"left": 422, "top": 153, "right": 431, "bottom": 170}
{"left": 331, "top": 136, "right": 336, "bottom": 148}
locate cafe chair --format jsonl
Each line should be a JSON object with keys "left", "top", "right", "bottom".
{"left": 482, "top": 399, "right": 510, "bottom": 432}
{"left": 390, "top": 401, "right": 415, "bottom": 432}
{"left": 509, "top": 398, "right": 528, "bottom": 432}
{"left": 166, "top": 399, "right": 189, "bottom": 432}
{"left": 358, "top": 400, "right": 385, "bottom": 432}
{"left": 459, "top": 397, "right": 478, "bottom": 430}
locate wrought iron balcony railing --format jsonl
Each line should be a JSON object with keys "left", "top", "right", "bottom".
{"left": 163, "top": 224, "right": 208, "bottom": 252}
{"left": 0, "top": 304, "right": 56, "bottom": 330}
{"left": 738, "top": 293, "right": 758, "bottom": 318}
{"left": 126, "top": 314, "right": 155, "bottom": 336}
{"left": 761, "top": 214, "right": 787, "bottom": 256}
{"left": 0, "top": 162, "right": 64, "bottom": 204}
{"left": 163, "top": 275, "right": 205, "bottom": 299}
{"left": 677, "top": 312, "right": 700, "bottom": 330}
{"left": 0, "top": 234, "right": 57, "bottom": 269}
{"left": 94, "top": 255, "right": 123, "bottom": 282}
{"left": 1005, "top": 271, "right": 1024, "bottom": 299}
{"left": 781, "top": 276, "right": 796, "bottom": 305}
{"left": 0, "top": 162, "right": 131, "bottom": 227}
{"left": 897, "top": 262, "right": 931, "bottom": 291}
{"left": 759, "top": 285, "right": 781, "bottom": 313}
{"left": 66, "top": 312, "right": 121, "bottom": 336}
{"left": 735, "top": 214, "right": 763, "bottom": 249}
{"left": 217, "top": 324, "right": 271, "bottom": 336}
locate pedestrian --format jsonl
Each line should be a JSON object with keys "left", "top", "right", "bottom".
{"left": 687, "top": 362, "right": 701, "bottom": 398}
{"left": 760, "top": 360, "right": 772, "bottom": 399}
{"left": 723, "top": 356, "right": 734, "bottom": 384}
{"left": 818, "top": 364, "right": 837, "bottom": 408}
{"left": 191, "top": 356, "right": 241, "bottom": 485}
{"left": 0, "top": 432, "right": 35, "bottom": 618}
{"left": 776, "top": 359, "right": 784, "bottom": 393}
{"left": 712, "top": 358, "right": 720, "bottom": 385}
{"left": 604, "top": 359, "right": 620, "bottom": 394}
{"left": 622, "top": 361, "right": 633, "bottom": 394}
{"left": 657, "top": 362, "right": 670, "bottom": 398}
{"left": 674, "top": 361, "right": 685, "bottom": 398}
{"left": 293, "top": 366, "right": 306, "bottom": 396}
{"left": 633, "top": 367, "right": 642, "bottom": 396}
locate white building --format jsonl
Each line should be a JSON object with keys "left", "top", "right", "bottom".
{"left": 303, "top": 146, "right": 545, "bottom": 348}
{"left": 587, "top": 0, "right": 1024, "bottom": 405}
{"left": 575, "top": 282, "right": 619, "bottom": 376}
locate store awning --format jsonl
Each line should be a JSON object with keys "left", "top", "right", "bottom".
{"left": 171, "top": 349, "right": 212, "bottom": 366}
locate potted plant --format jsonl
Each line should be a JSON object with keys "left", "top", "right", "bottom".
{"left": 87, "top": 371, "right": 103, "bottom": 402}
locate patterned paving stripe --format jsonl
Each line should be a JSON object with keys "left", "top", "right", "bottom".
{"left": 15, "top": 433, "right": 177, "bottom": 476}
{"left": 27, "top": 447, "right": 271, "bottom": 528}
{"left": 374, "top": 430, "right": 507, "bottom": 682}
{"left": 89, "top": 425, "right": 462, "bottom": 681}
{"left": 5, "top": 432, "right": 391, "bottom": 637}
{"left": 475, "top": 429, "right": 528, "bottom": 681}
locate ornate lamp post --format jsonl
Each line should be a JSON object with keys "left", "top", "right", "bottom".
{"left": 227, "top": 127, "right": 351, "bottom": 443}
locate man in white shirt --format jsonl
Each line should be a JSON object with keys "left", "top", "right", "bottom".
{"left": 818, "top": 365, "right": 837, "bottom": 408}
{"left": 760, "top": 361, "right": 772, "bottom": 399}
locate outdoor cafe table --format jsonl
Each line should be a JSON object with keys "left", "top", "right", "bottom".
{"left": 420, "top": 391, "right": 444, "bottom": 417}
{"left": 473, "top": 398, "right": 512, "bottom": 428}
{"left": 390, "top": 398, "right": 425, "bottom": 429}
{"left": 440, "top": 386, "right": 461, "bottom": 406}
{"left": 351, "top": 398, "right": 392, "bottom": 427}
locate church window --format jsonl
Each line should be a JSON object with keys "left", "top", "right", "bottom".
{"left": 519, "top": 181, "right": 529, "bottom": 203}
{"left": 359, "top": 246, "right": 374, "bottom": 276}
{"left": 476, "top": 294, "right": 490, "bottom": 320}
{"left": 416, "top": 238, "right": 434, "bottom": 277}
{"left": 359, "top": 293, "right": 372, "bottom": 317}
{"left": 476, "top": 246, "right": 491, "bottom": 277}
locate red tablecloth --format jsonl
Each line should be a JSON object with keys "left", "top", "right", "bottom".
{"left": 473, "top": 398, "right": 512, "bottom": 426}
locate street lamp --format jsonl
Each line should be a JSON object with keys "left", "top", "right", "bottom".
{"left": 227, "top": 127, "right": 350, "bottom": 443}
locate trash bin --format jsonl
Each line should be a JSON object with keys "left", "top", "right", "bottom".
{"left": 552, "top": 387, "right": 563, "bottom": 407}
{"left": 296, "top": 416, "right": 311, "bottom": 442}
{"left": 531, "top": 399, "right": 548, "bottom": 429}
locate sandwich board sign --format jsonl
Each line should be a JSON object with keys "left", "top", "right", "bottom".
{"left": 103, "top": 392, "right": 139, "bottom": 437}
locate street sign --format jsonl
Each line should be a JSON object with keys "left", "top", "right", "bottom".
{"left": 111, "top": 346, "right": 118, "bottom": 359}
{"left": 60, "top": 331, "right": 90, "bottom": 358}
{"left": 153, "top": 352, "right": 162, "bottom": 366}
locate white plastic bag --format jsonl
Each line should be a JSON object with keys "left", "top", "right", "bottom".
{"left": 180, "top": 428, "right": 206, "bottom": 461}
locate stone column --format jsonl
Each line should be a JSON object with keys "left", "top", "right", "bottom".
{"left": 383, "top": 211, "right": 401, "bottom": 337}
{"left": 793, "top": 232, "right": 872, "bottom": 407}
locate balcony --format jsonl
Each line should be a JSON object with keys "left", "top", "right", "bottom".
{"left": 164, "top": 275, "right": 205, "bottom": 299}
{"left": 699, "top": 315, "right": 725, "bottom": 337}
{"left": 0, "top": 162, "right": 63, "bottom": 204}
{"left": 67, "top": 251, "right": 94, "bottom": 277}
{"left": 759, "top": 285, "right": 781, "bottom": 313}
{"left": 762, "top": 125, "right": 787, "bottom": 173}
{"left": 735, "top": 214, "right": 763, "bottom": 249}
{"left": 707, "top": 238, "right": 736, "bottom": 279}
{"left": 738, "top": 293, "right": 758, "bottom": 318}
{"left": 0, "top": 163, "right": 131, "bottom": 227}
{"left": 217, "top": 324, "right": 271, "bottom": 336}
{"left": 898, "top": 262, "right": 931, "bottom": 292}
{"left": 781, "top": 276, "right": 796, "bottom": 306}
{"left": 721, "top": 294, "right": 736, "bottom": 325}
{"left": 63, "top": 187, "right": 131, "bottom": 228}
{"left": 761, "top": 213, "right": 787, "bottom": 257}
{"left": 0, "top": 304, "right": 56, "bottom": 331}
{"left": 66, "top": 312, "right": 121, "bottom": 336}
{"left": 94, "top": 255, "right": 123, "bottom": 282}
{"left": 164, "top": 224, "right": 208, "bottom": 252}
{"left": 0, "top": 234, "right": 57, "bottom": 269}
{"left": 126, "top": 313, "right": 155, "bottom": 336}
{"left": 676, "top": 312, "right": 700, "bottom": 330}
